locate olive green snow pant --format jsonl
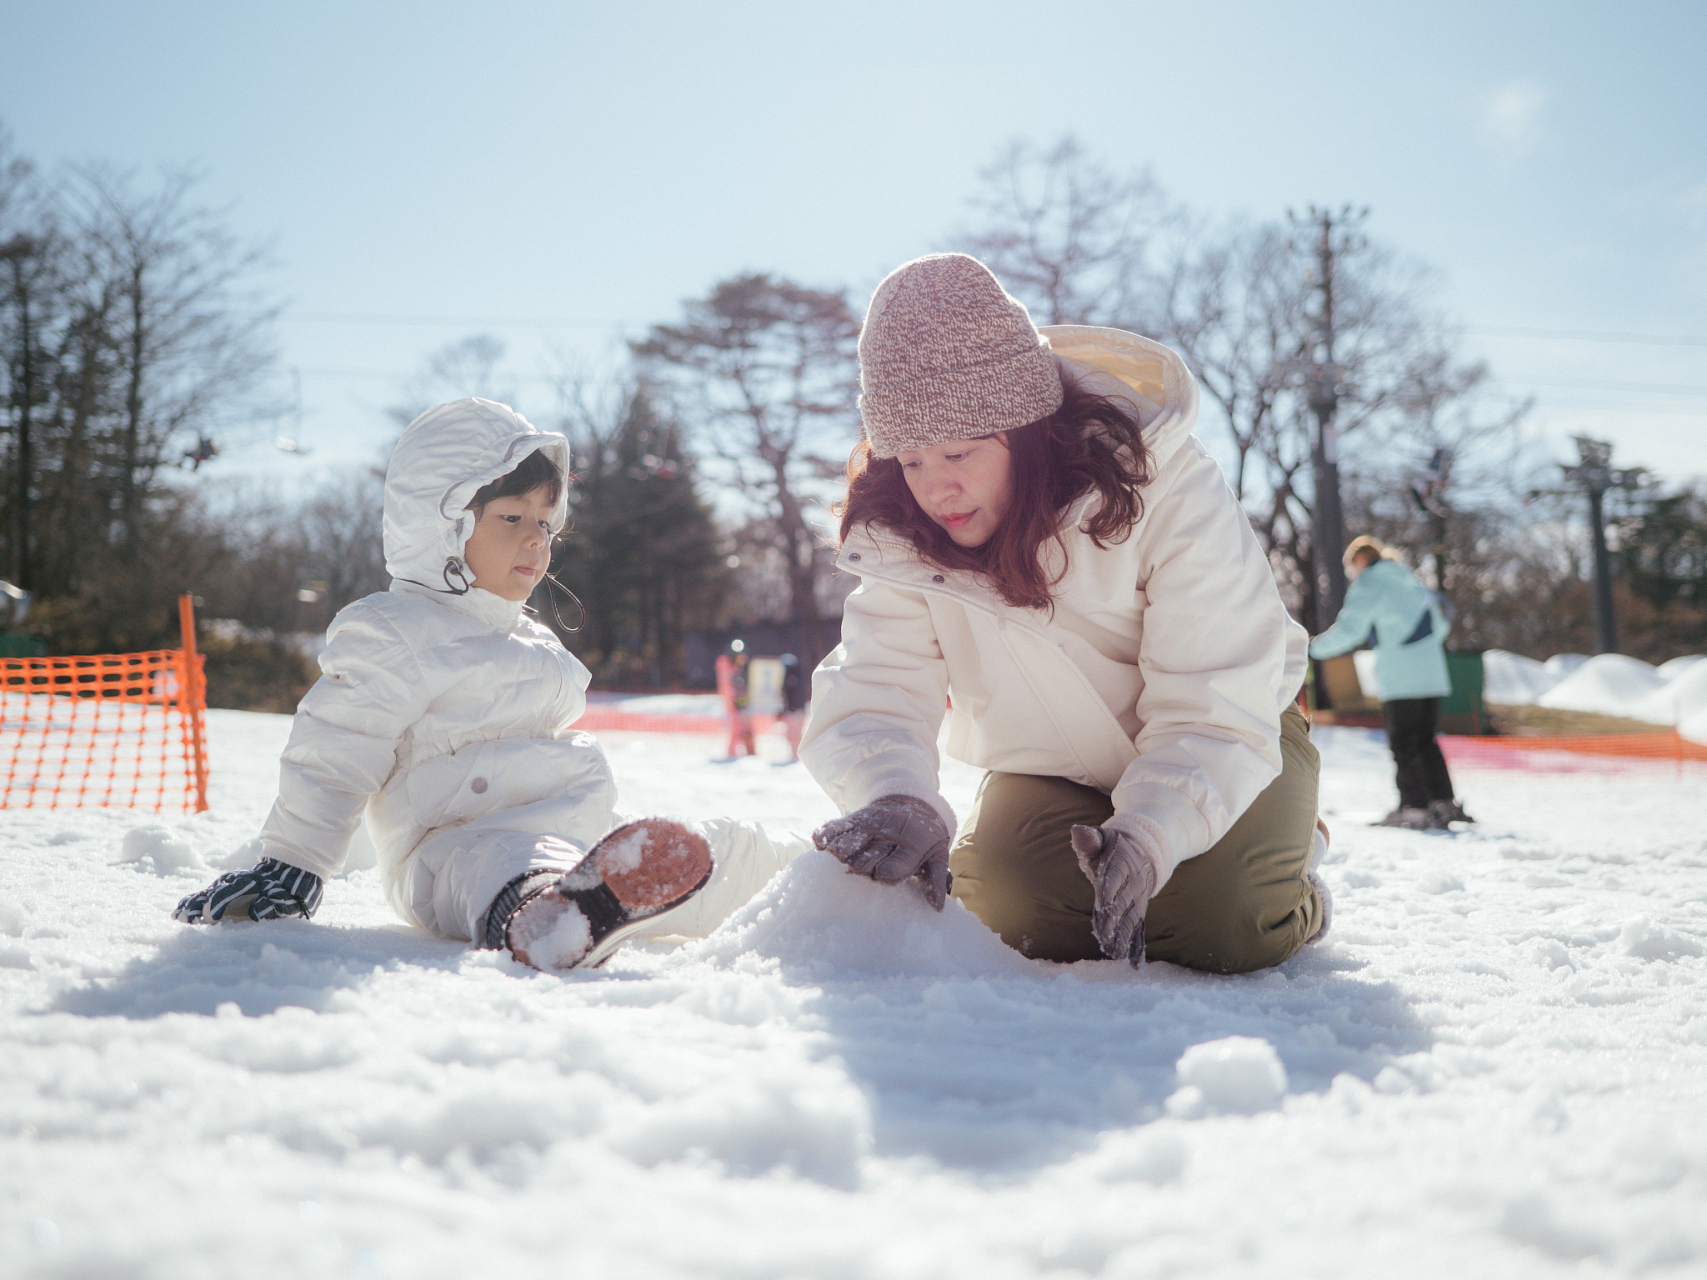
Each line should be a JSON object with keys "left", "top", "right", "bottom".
{"left": 948, "top": 704, "right": 1322, "bottom": 973}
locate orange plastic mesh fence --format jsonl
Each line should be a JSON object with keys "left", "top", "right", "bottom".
{"left": 0, "top": 648, "right": 209, "bottom": 812}
{"left": 1440, "top": 731, "right": 1707, "bottom": 776}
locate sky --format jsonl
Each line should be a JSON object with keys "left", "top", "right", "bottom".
{"left": 3, "top": 0, "right": 1704, "bottom": 496}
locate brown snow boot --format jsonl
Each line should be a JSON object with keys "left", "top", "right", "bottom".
{"left": 502, "top": 819, "right": 713, "bottom": 971}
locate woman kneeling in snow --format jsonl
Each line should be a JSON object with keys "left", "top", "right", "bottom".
{"left": 174, "top": 398, "right": 797, "bottom": 969}
{"left": 801, "top": 253, "right": 1330, "bottom": 973}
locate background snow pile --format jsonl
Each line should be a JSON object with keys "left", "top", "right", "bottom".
{"left": 1, "top": 711, "right": 1705, "bottom": 1278}
{"left": 1454, "top": 651, "right": 1707, "bottom": 741}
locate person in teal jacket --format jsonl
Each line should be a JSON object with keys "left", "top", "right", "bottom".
{"left": 1309, "top": 536, "right": 1472, "bottom": 830}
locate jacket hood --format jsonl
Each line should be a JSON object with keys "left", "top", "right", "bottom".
{"left": 383, "top": 398, "right": 571, "bottom": 595}
{"left": 1041, "top": 326, "right": 1200, "bottom": 472}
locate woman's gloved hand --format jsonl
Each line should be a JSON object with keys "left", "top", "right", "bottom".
{"left": 173, "top": 858, "right": 324, "bottom": 924}
{"left": 812, "top": 795, "right": 952, "bottom": 910}
{"left": 1070, "top": 825, "right": 1156, "bottom": 965}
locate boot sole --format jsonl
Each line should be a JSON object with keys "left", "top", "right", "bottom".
{"left": 511, "top": 819, "right": 713, "bottom": 970}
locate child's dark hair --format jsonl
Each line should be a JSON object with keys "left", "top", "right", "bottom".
{"left": 468, "top": 447, "right": 565, "bottom": 514}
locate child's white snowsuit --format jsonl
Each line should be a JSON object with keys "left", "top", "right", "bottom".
{"left": 254, "top": 398, "right": 797, "bottom": 942}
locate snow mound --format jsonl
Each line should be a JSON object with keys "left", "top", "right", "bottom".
{"left": 1657, "top": 654, "right": 1707, "bottom": 681}
{"left": 1165, "top": 1035, "right": 1289, "bottom": 1117}
{"left": 118, "top": 824, "right": 204, "bottom": 871}
{"left": 1543, "top": 653, "right": 1589, "bottom": 681}
{"left": 1683, "top": 704, "right": 1707, "bottom": 746}
{"left": 1631, "top": 658, "right": 1707, "bottom": 726}
{"left": 687, "top": 848, "right": 1035, "bottom": 981}
{"left": 1537, "top": 654, "right": 1666, "bottom": 719}
{"left": 1483, "top": 650, "right": 1558, "bottom": 704}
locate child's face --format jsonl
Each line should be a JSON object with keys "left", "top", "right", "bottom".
{"left": 463, "top": 486, "right": 555, "bottom": 601}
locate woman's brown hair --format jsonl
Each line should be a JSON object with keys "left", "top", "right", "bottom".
{"left": 837, "top": 375, "right": 1153, "bottom": 611}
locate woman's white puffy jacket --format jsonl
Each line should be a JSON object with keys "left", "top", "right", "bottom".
{"left": 254, "top": 400, "right": 620, "bottom": 930}
{"left": 800, "top": 327, "right": 1308, "bottom": 889}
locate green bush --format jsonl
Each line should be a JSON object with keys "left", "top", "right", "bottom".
{"left": 198, "top": 633, "right": 315, "bottom": 713}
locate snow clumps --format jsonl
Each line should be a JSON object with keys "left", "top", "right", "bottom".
{"left": 1165, "top": 1035, "right": 1289, "bottom": 1118}
{"left": 118, "top": 824, "right": 204, "bottom": 871}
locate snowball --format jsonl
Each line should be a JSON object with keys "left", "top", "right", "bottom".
{"left": 1168, "top": 1036, "right": 1288, "bottom": 1116}
{"left": 119, "top": 825, "right": 202, "bottom": 870}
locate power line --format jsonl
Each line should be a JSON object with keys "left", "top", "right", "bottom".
{"left": 1460, "top": 325, "right": 1707, "bottom": 347}
{"left": 297, "top": 366, "right": 565, "bottom": 383}
{"left": 278, "top": 311, "right": 639, "bottom": 329}
{"left": 268, "top": 312, "right": 1707, "bottom": 347}
{"left": 1484, "top": 396, "right": 1706, "bottom": 416}
{"left": 1505, "top": 375, "right": 1707, "bottom": 396}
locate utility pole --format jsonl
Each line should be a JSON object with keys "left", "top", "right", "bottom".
{"left": 1289, "top": 205, "right": 1366, "bottom": 630}
{"left": 2, "top": 234, "right": 41, "bottom": 592}
{"left": 1559, "top": 436, "right": 1645, "bottom": 655}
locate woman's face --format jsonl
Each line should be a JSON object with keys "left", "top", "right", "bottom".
{"left": 897, "top": 434, "right": 1014, "bottom": 549}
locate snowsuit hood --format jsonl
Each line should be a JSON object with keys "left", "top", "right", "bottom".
{"left": 383, "top": 398, "right": 571, "bottom": 598}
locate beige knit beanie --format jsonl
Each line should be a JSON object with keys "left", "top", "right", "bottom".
{"left": 857, "top": 253, "right": 1064, "bottom": 458}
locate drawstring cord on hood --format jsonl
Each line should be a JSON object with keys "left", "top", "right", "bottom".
{"left": 537, "top": 568, "right": 585, "bottom": 634}
{"left": 395, "top": 557, "right": 474, "bottom": 597}
{"left": 391, "top": 535, "right": 584, "bottom": 636}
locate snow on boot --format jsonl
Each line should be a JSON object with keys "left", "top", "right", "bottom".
{"left": 1303, "top": 817, "right": 1333, "bottom": 945}
{"left": 1305, "top": 870, "right": 1333, "bottom": 945}
{"left": 1376, "top": 806, "right": 1446, "bottom": 831}
{"left": 1430, "top": 798, "right": 1475, "bottom": 825}
{"left": 502, "top": 819, "right": 713, "bottom": 971}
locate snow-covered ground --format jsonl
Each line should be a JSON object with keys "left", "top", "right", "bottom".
{"left": 3, "top": 710, "right": 1706, "bottom": 1278}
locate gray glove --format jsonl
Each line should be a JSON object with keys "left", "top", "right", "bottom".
{"left": 173, "top": 857, "right": 324, "bottom": 924}
{"left": 812, "top": 795, "right": 952, "bottom": 911}
{"left": 1070, "top": 825, "right": 1156, "bottom": 965}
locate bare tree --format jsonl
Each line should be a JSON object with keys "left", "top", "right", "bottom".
{"left": 387, "top": 333, "right": 517, "bottom": 432}
{"left": 57, "top": 164, "right": 278, "bottom": 553}
{"left": 631, "top": 274, "right": 860, "bottom": 628}
{"left": 298, "top": 467, "right": 389, "bottom": 616}
{"left": 950, "top": 135, "right": 1179, "bottom": 328}
{"left": 948, "top": 136, "right": 1534, "bottom": 632}
{"left": 1159, "top": 221, "right": 1310, "bottom": 502}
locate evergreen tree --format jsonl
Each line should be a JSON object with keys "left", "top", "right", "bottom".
{"left": 550, "top": 382, "right": 729, "bottom": 686}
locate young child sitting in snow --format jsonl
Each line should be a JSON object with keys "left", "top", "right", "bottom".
{"left": 174, "top": 398, "right": 799, "bottom": 969}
